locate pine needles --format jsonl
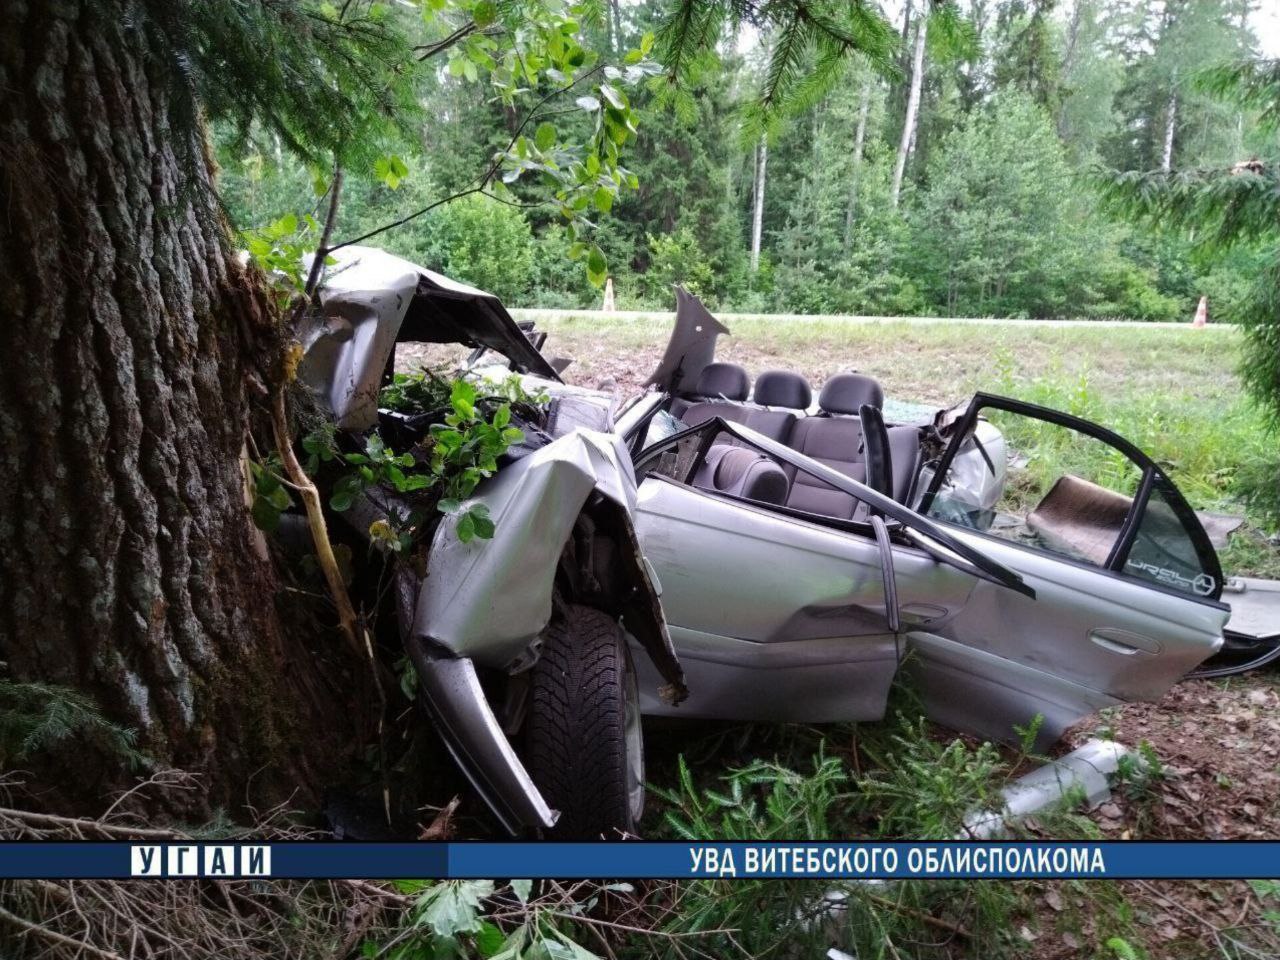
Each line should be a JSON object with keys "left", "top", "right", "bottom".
{"left": 0, "top": 682, "right": 144, "bottom": 771}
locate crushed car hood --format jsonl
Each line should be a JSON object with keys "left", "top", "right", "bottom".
{"left": 297, "top": 246, "right": 561, "bottom": 430}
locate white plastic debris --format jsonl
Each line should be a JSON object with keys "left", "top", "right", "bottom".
{"left": 961, "top": 738, "right": 1136, "bottom": 839}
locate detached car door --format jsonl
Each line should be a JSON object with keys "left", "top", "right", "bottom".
{"left": 912, "top": 393, "right": 1228, "bottom": 747}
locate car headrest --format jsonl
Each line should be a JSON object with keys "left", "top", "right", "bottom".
{"left": 694, "top": 362, "right": 750, "bottom": 401}
{"left": 819, "top": 373, "right": 884, "bottom": 415}
{"left": 753, "top": 370, "right": 812, "bottom": 409}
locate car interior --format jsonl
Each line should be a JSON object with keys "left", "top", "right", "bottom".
{"left": 667, "top": 362, "right": 926, "bottom": 521}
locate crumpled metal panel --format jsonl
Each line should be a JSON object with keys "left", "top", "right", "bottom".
{"left": 296, "top": 246, "right": 562, "bottom": 431}
{"left": 413, "top": 428, "right": 684, "bottom": 695}
{"left": 296, "top": 247, "right": 418, "bottom": 431}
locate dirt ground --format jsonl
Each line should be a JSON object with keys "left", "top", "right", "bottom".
{"left": 1020, "top": 675, "right": 1280, "bottom": 958}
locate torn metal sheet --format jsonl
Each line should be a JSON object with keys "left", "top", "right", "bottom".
{"left": 410, "top": 648, "right": 558, "bottom": 833}
{"left": 413, "top": 428, "right": 684, "bottom": 698}
{"left": 1222, "top": 577, "right": 1280, "bottom": 642}
{"left": 644, "top": 286, "right": 731, "bottom": 396}
{"left": 297, "top": 247, "right": 417, "bottom": 431}
{"left": 297, "top": 246, "right": 559, "bottom": 430}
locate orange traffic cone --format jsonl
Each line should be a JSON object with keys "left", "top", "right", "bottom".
{"left": 1193, "top": 295, "right": 1208, "bottom": 328}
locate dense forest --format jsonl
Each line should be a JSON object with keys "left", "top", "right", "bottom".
{"left": 219, "top": 0, "right": 1274, "bottom": 321}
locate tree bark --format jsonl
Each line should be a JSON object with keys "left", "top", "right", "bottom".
{"left": 750, "top": 136, "right": 768, "bottom": 273}
{"left": 843, "top": 79, "right": 872, "bottom": 253}
{"left": 891, "top": 16, "right": 927, "bottom": 209}
{"left": 0, "top": 0, "right": 358, "bottom": 812}
{"left": 1161, "top": 88, "right": 1178, "bottom": 172}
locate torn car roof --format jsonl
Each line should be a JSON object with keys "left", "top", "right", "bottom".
{"left": 297, "top": 246, "right": 560, "bottom": 430}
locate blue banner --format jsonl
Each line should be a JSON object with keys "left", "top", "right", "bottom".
{"left": 1, "top": 841, "right": 1277, "bottom": 880}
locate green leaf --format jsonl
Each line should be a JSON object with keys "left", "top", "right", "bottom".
{"left": 266, "top": 485, "right": 292, "bottom": 510}
{"left": 475, "top": 921, "right": 505, "bottom": 957}
{"left": 250, "top": 496, "right": 281, "bottom": 533}
{"left": 586, "top": 245, "right": 607, "bottom": 286}
{"left": 309, "top": 167, "right": 330, "bottom": 197}
{"left": 510, "top": 879, "right": 533, "bottom": 904}
{"left": 593, "top": 187, "right": 613, "bottom": 213}
{"left": 534, "top": 122, "right": 557, "bottom": 151}
{"left": 456, "top": 511, "right": 476, "bottom": 542}
{"left": 493, "top": 405, "right": 511, "bottom": 428}
{"left": 438, "top": 497, "right": 463, "bottom": 515}
{"left": 416, "top": 880, "right": 495, "bottom": 939}
{"left": 330, "top": 491, "right": 355, "bottom": 512}
{"left": 599, "top": 83, "right": 625, "bottom": 110}
{"left": 451, "top": 378, "right": 477, "bottom": 420}
{"left": 374, "top": 154, "right": 409, "bottom": 190}
{"left": 575, "top": 95, "right": 600, "bottom": 112}
{"left": 1105, "top": 938, "right": 1139, "bottom": 960}
{"left": 472, "top": 0, "right": 496, "bottom": 27}
{"left": 268, "top": 213, "right": 298, "bottom": 237}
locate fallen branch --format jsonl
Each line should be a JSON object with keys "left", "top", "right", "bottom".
{"left": 0, "top": 905, "right": 126, "bottom": 960}
{"left": 863, "top": 892, "right": 971, "bottom": 939}
{"left": 270, "top": 386, "right": 366, "bottom": 661}
{"left": 0, "top": 806, "right": 187, "bottom": 840}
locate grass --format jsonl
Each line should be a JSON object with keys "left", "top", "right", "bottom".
{"left": 534, "top": 313, "right": 1280, "bottom": 577}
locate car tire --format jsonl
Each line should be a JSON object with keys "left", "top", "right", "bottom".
{"left": 526, "top": 603, "right": 644, "bottom": 839}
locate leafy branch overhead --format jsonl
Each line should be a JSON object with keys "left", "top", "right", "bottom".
{"left": 294, "top": 0, "right": 664, "bottom": 287}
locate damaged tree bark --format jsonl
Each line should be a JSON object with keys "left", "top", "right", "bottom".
{"left": 0, "top": 0, "right": 360, "bottom": 812}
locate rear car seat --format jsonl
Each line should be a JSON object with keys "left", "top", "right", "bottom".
{"left": 692, "top": 446, "right": 790, "bottom": 506}
{"left": 783, "top": 373, "right": 884, "bottom": 519}
{"left": 670, "top": 362, "right": 750, "bottom": 422}
{"left": 745, "top": 370, "right": 811, "bottom": 441}
{"left": 681, "top": 367, "right": 810, "bottom": 443}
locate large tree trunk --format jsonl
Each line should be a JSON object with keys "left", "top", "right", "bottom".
{"left": 0, "top": 0, "right": 356, "bottom": 813}
{"left": 891, "top": 15, "right": 927, "bottom": 209}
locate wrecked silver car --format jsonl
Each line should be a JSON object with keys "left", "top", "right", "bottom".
{"left": 297, "top": 247, "right": 1275, "bottom": 840}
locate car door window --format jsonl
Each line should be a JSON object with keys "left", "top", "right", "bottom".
{"left": 1122, "top": 478, "right": 1221, "bottom": 598}
{"left": 921, "top": 394, "right": 1222, "bottom": 601}
{"left": 929, "top": 410, "right": 1142, "bottom": 565}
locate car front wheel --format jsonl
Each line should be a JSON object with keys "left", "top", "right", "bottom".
{"left": 526, "top": 603, "right": 644, "bottom": 838}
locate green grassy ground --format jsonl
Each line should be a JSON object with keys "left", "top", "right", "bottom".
{"left": 533, "top": 314, "right": 1279, "bottom": 578}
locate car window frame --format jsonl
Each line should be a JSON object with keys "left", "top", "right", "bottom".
{"left": 918, "top": 391, "right": 1224, "bottom": 604}
{"left": 634, "top": 415, "right": 1036, "bottom": 600}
